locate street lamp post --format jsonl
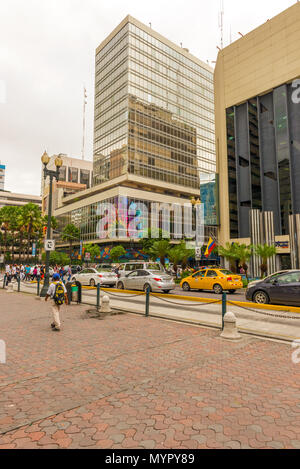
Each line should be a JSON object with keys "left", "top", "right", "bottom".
{"left": 40, "top": 151, "right": 63, "bottom": 297}
{"left": 191, "top": 197, "right": 202, "bottom": 269}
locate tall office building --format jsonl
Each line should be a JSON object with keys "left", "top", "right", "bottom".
{"left": 55, "top": 16, "right": 215, "bottom": 260}
{"left": 0, "top": 162, "right": 5, "bottom": 190}
{"left": 93, "top": 15, "right": 215, "bottom": 187}
{"left": 215, "top": 3, "right": 300, "bottom": 272}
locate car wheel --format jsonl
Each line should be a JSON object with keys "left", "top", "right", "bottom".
{"left": 213, "top": 284, "right": 223, "bottom": 295}
{"left": 143, "top": 283, "right": 152, "bottom": 292}
{"left": 90, "top": 279, "right": 96, "bottom": 287}
{"left": 228, "top": 290, "right": 236, "bottom": 294}
{"left": 182, "top": 282, "right": 190, "bottom": 292}
{"left": 253, "top": 290, "right": 269, "bottom": 304}
{"left": 117, "top": 281, "right": 124, "bottom": 290}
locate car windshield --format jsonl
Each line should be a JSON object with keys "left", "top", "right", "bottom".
{"left": 147, "top": 264, "right": 162, "bottom": 270}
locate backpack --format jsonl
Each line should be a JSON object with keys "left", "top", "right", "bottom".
{"left": 53, "top": 282, "right": 65, "bottom": 305}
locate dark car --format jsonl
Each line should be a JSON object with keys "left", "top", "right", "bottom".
{"left": 246, "top": 270, "right": 300, "bottom": 306}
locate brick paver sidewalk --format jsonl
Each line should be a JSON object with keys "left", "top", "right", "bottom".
{"left": 0, "top": 290, "right": 299, "bottom": 449}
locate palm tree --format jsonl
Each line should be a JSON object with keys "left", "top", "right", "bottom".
{"left": 218, "top": 243, "right": 239, "bottom": 272}
{"left": 62, "top": 224, "right": 80, "bottom": 259}
{"left": 234, "top": 244, "right": 252, "bottom": 280}
{"left": 0, "top": 206, "right": 16, "bottom": 261}
{"left": 167, "top": 244, "right": 186, "bottom": 273}
{"left": 22, "top": 203, "right": 42, "bottom": 261}
{"left": 42, "top": 215, "right": 58, "bottom": 232}
{"left": 16, "top": 207, "right": 27, "bottom": 262}
{"left": 7, "top": 206, "right": 20, "bottom": 262}
{"left": 139, "top": 228, "right": 170, "bottom": 255}
{"left": 148, "top": 240, "right": 170, "bottom": 267}
{"left": 253, "top": 244, "right": 277, "bottom": 278}
{"left": 168, "top": 242, "right": 194, "bottom": 272}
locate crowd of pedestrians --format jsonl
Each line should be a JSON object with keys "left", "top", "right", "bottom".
{"left": 2, "top": 264, "right": 82, "bottom": 285}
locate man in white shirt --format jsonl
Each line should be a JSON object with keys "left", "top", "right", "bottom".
{"left": 45, "top": 273, "right": 68, "bottom": 331}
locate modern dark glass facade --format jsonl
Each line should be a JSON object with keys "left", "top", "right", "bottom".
{"left": 226, "top": 81, "right": 300, "bottom": 239}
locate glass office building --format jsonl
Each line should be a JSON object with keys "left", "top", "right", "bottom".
{"left": 54, "top": 16, "right": 216, "bottom": 257}
{"left": 226, "top": 82, "right": 300, "bottom": 240}
{"left": 94, "top": 16, "right": 215, "bottom": 188}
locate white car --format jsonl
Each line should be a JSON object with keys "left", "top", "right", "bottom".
{"left": 71, "top": 268, "right": 117, "bottom": 287}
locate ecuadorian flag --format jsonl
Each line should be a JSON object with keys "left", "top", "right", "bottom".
{"left": 205, "top": 237, "right": 216, "bottom": 258}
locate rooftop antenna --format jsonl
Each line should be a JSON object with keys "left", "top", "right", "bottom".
{"left": 218, "top": 0, "right": 224, "bottom": 49}
{"left": 82, "top": 86, "right": 87, "bottom": 160}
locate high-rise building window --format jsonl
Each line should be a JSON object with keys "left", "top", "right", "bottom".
{"left": 226, "top": 107, "right": 238, "bottom": 239}
{"left": 274, "top": 85, "right": 292, "bottom": 235}
{"left": 68, "top": 167, "right": 78, "bottom": 184}
{"left": 249, "top": 98, "right": 262, "bottom": 211}
{"left": 80, "top": 169, "right": 90, "bottom": 188}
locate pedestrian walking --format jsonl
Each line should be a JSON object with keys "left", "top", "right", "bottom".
{"left": 45, "top": 273, "right": 68, "bottom": 332}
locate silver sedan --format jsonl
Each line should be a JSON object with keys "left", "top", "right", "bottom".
{"left": 71, "top": 268, "right": 117, "bottom": 287}
{"left": 116, "top": 269, "right": 175, "bottom": 294}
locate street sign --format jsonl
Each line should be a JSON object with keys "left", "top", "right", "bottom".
{"left": 44, "top": 239, "right": 55, "bottom": 252}
{"left": 195, "top": 247, "right": 202, "bottom": 260}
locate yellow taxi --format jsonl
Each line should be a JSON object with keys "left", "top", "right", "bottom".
{"left": 180, "top": 268, "right": 243, "bottom": 294}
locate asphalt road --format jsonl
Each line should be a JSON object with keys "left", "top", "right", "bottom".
{"left": 165, "top": 284, "right": 248, "bottom": 302}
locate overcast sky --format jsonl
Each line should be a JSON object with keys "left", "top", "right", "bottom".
{"left": 0, "top": 0, "right": 296, "bottom": 195}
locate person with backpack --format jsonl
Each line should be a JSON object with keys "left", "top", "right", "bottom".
{"left": 45, "top": 273, "right": 68, "bottom": 331}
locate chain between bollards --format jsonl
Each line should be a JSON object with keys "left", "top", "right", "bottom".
{"left": 222, "top": 292, "right": 227, "bottom": 330}
{"left": 145, "top": 286, "right": 150, "bottom": 317}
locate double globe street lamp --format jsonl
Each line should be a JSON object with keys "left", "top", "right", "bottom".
{"left": 40, "top": 151, "right": 63, "bottom": 297}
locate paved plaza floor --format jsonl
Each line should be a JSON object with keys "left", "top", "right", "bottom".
{"left": 0, "top": 290, "right": 300, "bottom": 449}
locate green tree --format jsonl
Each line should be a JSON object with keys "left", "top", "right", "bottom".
{"left": 218, "top": 243, "right": 239, "bottom": 273}
{"left": 253, "top": 244, "right": 277, "bottom": 278}
{"left": 6, "top": 206, "right": 20, "bottom": 262}
{"left": 42, "top": 215, "right": 58, "bottom": 232}
{"left": 16, "top": 207, "right": 28, "bottom": 262}
{"left": 83, "top": 243, "right": 101, "bottom": 263}
{"left": 110, "top": 245, "right": 126, "bottom": 263}
{"left": 234, "top": 244, "right": 252, "bottom": 280}
{"left": 148, "top": 239, "right": 170, "bottom": 266}
{"left": 139, "top": 228, "right": 170, "bottom": 256}
{"left": 167, "top": 242, "right": 193, "bottom": 272}
{"left": 0, "top": 206, "right": 17, "bottom": 260}
{"left": 42, "top": 251, "right": 70, "bottom": 266}
{"left": 22, "top": 203, "right": 43, "bottom": 261}
{"left": 61, "top": 224, "right": 80, "bottom": 259}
